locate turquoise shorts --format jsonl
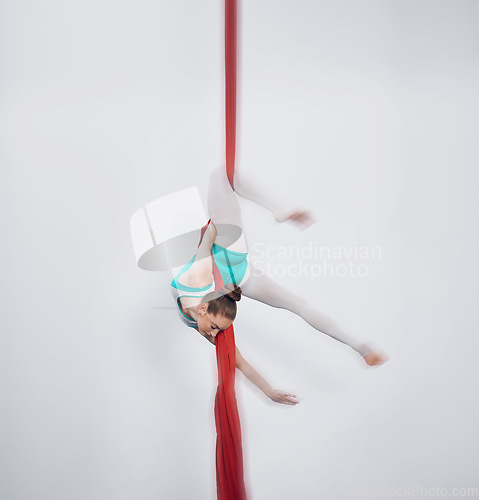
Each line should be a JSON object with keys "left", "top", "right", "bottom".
{"left": 211, "top": 243, "right": 248, "bottom": 286}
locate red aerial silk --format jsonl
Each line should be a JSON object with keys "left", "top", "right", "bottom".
{"left": 217, "top": 0, "right": 247, "bottom": 498}
{"left": 197, "top": 219, "right": 247, "bottom": 500}
{"left": 225, "top": 0, "right": 237, "bottom": 191}
{"left": 212, "top": 258, "right": 247, "bottom": 500}
{"left": 200, "top": 1, "right": 247, "bottom": 499}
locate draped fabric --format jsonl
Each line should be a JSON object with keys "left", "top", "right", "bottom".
{"left": 199, "top": 1, "right": 247, "bottom": 498}
{"left": 197, "top": 219, "right": 247, "bottom": 500}
{"left": 212, "top": 260, "right": 247, "bottom": 500}
{"left": 219, "top": 0, "right": 247, "bottom": 493}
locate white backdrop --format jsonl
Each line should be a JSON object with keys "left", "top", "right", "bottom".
{"left": 2, "top": 1, "right": 478, "bottom": 499}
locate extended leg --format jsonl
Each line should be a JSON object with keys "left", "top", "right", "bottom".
{"left": 240, "top": 261, "right": 371, "bottom": 357}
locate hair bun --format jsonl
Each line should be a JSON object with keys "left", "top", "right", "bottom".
{"left": 222, "top": 283, "right": 242, "bottom": 302}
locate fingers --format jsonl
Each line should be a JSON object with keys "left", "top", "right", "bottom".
{"left": 273, "top": 392, "right": 300, "bottom": 405}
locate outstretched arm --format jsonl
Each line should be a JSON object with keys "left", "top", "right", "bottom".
{"left": 201, "top": 332, "right": 299, "bottom": 405}
{"left": 236, "top": 347, "right": 299, "bottom": 405}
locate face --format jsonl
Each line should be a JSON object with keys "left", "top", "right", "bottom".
{"left": 197, "top": 304, "right": 232, "bottom": 337}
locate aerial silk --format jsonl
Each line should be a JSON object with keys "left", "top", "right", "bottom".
{"left": 210, "top": 0, "right": 247, "bottom": 498}
{"left": 195, "top": 216, "right": 246, "bottom": 500}
{"left": 197, "top": 219, "right": 247, "bottom": 500}
{"left": 225, "top": 0, "right": 237, "bottom": 191}
{"left": 213, "top": 269, "right": 246, "bottom": 500}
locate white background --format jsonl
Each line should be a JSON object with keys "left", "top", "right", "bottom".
{"left": 2, "top": 1, "right": 478, "bottom": 499}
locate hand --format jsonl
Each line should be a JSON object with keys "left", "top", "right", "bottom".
{"left": 209, "top": 221, "right": 217, "bottom": 241}
{"left": 267, "top": 389, "right": 300, "bottom": 405}
{"left": 363, "top": 349, "right": 389, "bottom": 366}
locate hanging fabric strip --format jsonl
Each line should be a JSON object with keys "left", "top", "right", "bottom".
{"left": 196, "top": 0, "right": 247, "bottom": 497}
{"left": 212, "top": 260, "right": 246, "bottom": 500}
{"left": 220, "top": 0, "right": 248, "bottom": 496}
{"left": 197, "top": 217, "right": 247, "bottom": 500}
{"left": 225, "top": 0, "right": 237, "bottom": 190}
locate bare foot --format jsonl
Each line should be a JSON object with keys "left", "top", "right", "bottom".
{"left": 363, "top": 349, "right": 389, "bottom": 367}
{"left": 283, "top": 209, "right": 316, "bottom": 229}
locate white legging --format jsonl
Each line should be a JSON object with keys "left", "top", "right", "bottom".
{"left": 207, "top": 165, "right": 370, "bottom": 357}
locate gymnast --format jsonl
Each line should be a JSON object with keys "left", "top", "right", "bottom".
{"left": 170, "top": 165, "right": 388, "bottom": 406}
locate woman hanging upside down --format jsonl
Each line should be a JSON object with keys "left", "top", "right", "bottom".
{"left": 170, "top": 165, "right": 389, "bottom": 406}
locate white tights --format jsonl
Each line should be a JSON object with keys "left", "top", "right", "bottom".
{"left": 206, "top": 165, "right": 370, "bottom": 357}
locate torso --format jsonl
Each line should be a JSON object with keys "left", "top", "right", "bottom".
{"left": 171, "top": 234, "right": 248, "bottom": 328}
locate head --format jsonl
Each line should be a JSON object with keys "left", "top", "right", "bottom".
{"left": 196, "top": 284, "right": 242, "bottom": 337}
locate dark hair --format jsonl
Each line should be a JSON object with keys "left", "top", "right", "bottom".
{"left": 201, "top": 283, "right": 242, "bottom": 321}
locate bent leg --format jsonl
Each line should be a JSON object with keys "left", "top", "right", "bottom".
{"left": 207, "top": 165, "right": 248, "bottom": 253}
{"left": 240, "top": 261, "right": 370, "bottom": 356}
{"left": 233, "top": 168, "right": 297, "bottom": 223}
{"left": 209, "top": 164, "right": 298, "bottom": 227}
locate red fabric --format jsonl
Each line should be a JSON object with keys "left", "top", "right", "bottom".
{"left": 225, "top": 0, "right": 237, "bottom": 190}
{"left": 197, "top": 217, "right": 247, "bottom": 500}
{"left": 221, "top": 1, "right": 247, "bottom": 496}
{"left": 199, "top": 1, "right": 246, "bottom": 498}
{"left": 212, "top": 264, "right": 246, "bottom": 500}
